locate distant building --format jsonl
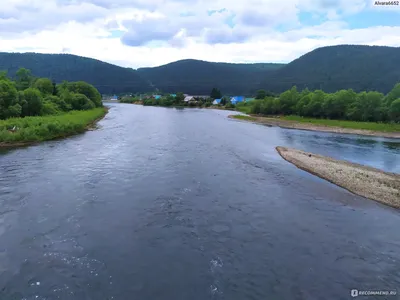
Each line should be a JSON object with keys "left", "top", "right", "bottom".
{"left": 245, "top": 98, "right": 255, "bottom": 102}
{"left": 111, "top": 95, "right": 118, "bottom": 100}
{"left": 170, "top": 94, "right": 177, "bottom": 98}
{"left": 230, "top": 96, "right": 245, "bottom": 104}
{"left": 152, "top": 95, "right": 162, "bottom": 99}
{"left": 212, "top": 99, "right": 222, "bottom": 105}
{"left": 184, "top": 96, "right": 195, "bottom": 102}
{"left": 192, "top": 95, "right": 208, "bottom": 100}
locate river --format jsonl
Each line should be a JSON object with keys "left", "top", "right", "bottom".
{"left": 0, "top": 104, "right": 399, "bottom": 300}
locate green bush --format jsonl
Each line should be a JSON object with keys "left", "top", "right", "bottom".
{"left": 0, "top": 68, "right": 103, "bottom": 120}
{"left": 244, "top": 83, "right": 400, "bottom": 123}
{"left": 41, "top": 101, "right": 61, "bottom": 115}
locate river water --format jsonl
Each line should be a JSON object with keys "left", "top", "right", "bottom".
{"left": 0, "top": 104, "right": 399, "bottom": 300}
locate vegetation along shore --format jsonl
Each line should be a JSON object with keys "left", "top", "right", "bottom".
{"left": 229, "top": 115, "right": 400, "bottom": 138}
{"left": 225, "top": 82, "right": 400, "bottom": 138}
{"left": 0, "top": 68, "right": 106, "bottom": 147}
{"left": 276, "top": 146, "right": 400, "bottom": 209}
{"left": 118, "top": 77, "right": 400, "bottom": 139}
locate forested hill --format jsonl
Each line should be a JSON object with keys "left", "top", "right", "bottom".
{"left": 1, "top": 45, "right": 400, "bottom": 95}
{"left": 136, "top": 60, "right": 285, "bottom": 95}
{"left": 0, "top": 52, "right": 152, "bottom": 94}
{"left": 263, "top": 45, "right": 400, "bottom": 94}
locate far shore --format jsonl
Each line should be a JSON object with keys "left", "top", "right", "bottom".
{"left": 228, "top": 115, "right": 400, "bottom": 139}
{"left": 276, "top": 146, "right": 400, "bottom": 209}
{"left": 0, "top": 107, "right": 109, "bottom": 149}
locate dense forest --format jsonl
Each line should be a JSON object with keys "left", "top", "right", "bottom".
{"left": 0, "top": 53, "right": 152, "bottom": 95}
{"left": 262, "top": 45, "right": 400, "bottom": 93}
{"left": 1, "top": 45, "right": 400, "bottom": 95}
{"left": 136, "top": 60, "right": 285, "bottom": 95}
{"left": 0, "top": 68, "right": 103, "bottom": 120}
{"left": 244, "top": 84, "right": 400, "bottom": 123}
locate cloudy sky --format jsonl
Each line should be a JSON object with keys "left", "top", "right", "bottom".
{"left": 0, "top": 0, "right": 399, "bottom": 68}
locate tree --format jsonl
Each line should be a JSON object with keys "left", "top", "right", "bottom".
{"left": 176, "top": 92, "right": 185, "bottom": 102}
{"left": 34, "top": 78, "right": 53, "bottom": 95}
{"left": 210, "top": 87, "right": 222, "bottom": 99}
{"left": 385, "top": 83, "right": 400, "bottom": 107}
{"left": 16, "top": 68, "right": 33, "bottom": 91}
{"left": 389, "top": 99, "right": 400, "bottom": 122}
{"left": 251, "top": 100, "right": 262, "bottom": 114}
{"left": 255, "top": 89, "right": 266, "bottom": 99}
{"left": 0, "top": 79, "right": 18, "bottom": 119}
{"left": 66, "top": 81, "right": 102, "bottom": 107}
{"left": 303, "top": 90, "right": 325, "bottom": 117}
{"left": 45, "top": 95, "right": 70, "bottom": 111}
{"left": 296, "top": 94, "right": 312, "bottom": 116}
{"left": 22, "top": 88, "right": 43, "bottom": 116}
{"left": 52, "top": 80, "right": 57, "bottom": 95}
{"left": 279, "top": 86, "right": 299, "bottom": 115}
{"left": 71, "top": 93, "right": 95, "bottom": 110}
{"left": 6, "top": 103, "right": 22, "bottom": 118}
{"left": 0, "top": 71, "right": 8, "bottom": 80}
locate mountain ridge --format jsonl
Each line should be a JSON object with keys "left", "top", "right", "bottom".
{"left": 1, "top": 44, "right": 399, "bottom": 95}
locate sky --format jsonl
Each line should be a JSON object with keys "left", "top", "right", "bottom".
{"left": 0, "top": 0, "right": 399, "bottom": 69}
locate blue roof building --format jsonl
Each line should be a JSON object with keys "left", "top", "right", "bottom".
{"left": 153, "top": 95, "right": 161, "bottom": 100}
{"left": 111, "top": 95, "right": 118, "bottom": 100}
{"left": 212, "top": 99, "right": 222, "bottom": 105}
{"left": 230, "top": 96, "right": 245, "bottom": 104}
{"left": 170, "top": 94, "right": 177, "bottom": 97}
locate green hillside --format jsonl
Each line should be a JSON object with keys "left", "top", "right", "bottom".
{"left": 263, "top": 45, "right": 400, "bottom": 94}
{"left": 137, "top": 59, "right": 285, "bottom": 95}
{"left": 0, "top": 52, "right": 152, "bottom": 94}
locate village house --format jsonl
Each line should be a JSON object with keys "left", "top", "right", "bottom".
{"left": 184, "top": 96, "right": 195, "bottom": 102}
{"left": 230, "top": 96, "right": 245, "bottom": 105}
{"left": 212, "top": 99, "right": 222, "bottom": 105}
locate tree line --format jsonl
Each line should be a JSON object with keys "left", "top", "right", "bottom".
{"left": 249, "top": 85, "right": 400, "bottom": 122}
{"left": 0, "top": 68, "right": 103, "bottom": 120}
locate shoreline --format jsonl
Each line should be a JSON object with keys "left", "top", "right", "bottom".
{"left": 228, "top": 115, "right": 400, "bottom": 139}
{"left": 0, "top": 107, "right": 109, "bottom": 149}
{"left": 276, "top": 146, "right": 400, "bottom": 209}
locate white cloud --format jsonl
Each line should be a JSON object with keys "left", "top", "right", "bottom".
{"left": 0, "top": 0, "right": 399, "bottom": 69}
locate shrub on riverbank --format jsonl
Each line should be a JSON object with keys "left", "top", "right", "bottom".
{"left": 244, "top": 84, "right": 400, "bottom": 123}
{"left": 0, "top": 68, "right": 102, "bottom": 120}
{"left": 0, "top": 107, "right": 107, "bottom": 144}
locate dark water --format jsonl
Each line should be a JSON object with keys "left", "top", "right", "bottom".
{"left": 0, "top": 104, "right": 399, "bottom": 300}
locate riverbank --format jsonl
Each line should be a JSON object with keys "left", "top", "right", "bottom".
{"left": 276, "top": 146, "right": 400, "bottom": 209}
{"left": 0, "top": 107, "right": 108, "bottom": 148}
{"left": 228, "top": 115, "right": 400, "bottom": 139}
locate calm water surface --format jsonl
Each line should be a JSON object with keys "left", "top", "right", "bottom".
{"left": 0, "top": 104, "right": 399, "bottom": 300}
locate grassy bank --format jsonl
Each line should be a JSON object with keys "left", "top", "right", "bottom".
{"left": 230, "top": 115, "right": 257, "bottom": 121}
{"left": 282, "top": 115, "right": 400, "bottom": 133}
{"left": 228, "top": 114, "right": 400, "bottom": 138}
{"left": 0, "top": 107, "right": 107, "bottom": 146}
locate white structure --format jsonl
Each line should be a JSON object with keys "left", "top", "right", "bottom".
{"left": 184, "top": 96, "right": 195, "bottom": 102}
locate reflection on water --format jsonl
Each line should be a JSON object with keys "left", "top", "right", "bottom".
{"left": 383, "top": 141, "right": 400, "bottom": 150}
{"left": 279, "top": 129, "right": 400, "bottom": 173}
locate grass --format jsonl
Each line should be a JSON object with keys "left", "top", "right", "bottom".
{"left": 0, "top": 107, "right": 107, "bottom": 145}
{"left": 231, "top": 115, "right": 257, "bottom": 121}
{"left": 235, "top": 103, "right": 252, "bottom": 114}
{"left": 282, "top": 115, "right": 400, "bottom": 132}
